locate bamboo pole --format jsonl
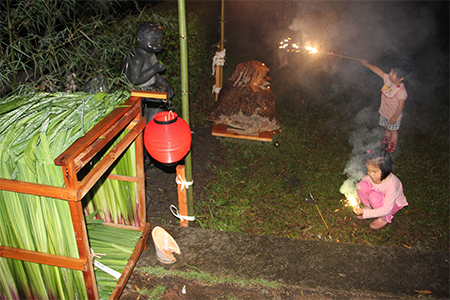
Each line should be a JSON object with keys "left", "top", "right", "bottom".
{"left": 177, "top": 0, "right": 194, "bottom": 225}
{"left": 220, "top": 0, "right": 225, "bottom": 87}
{"left": 214, "top": 0, "right": 225, "bottom": 101}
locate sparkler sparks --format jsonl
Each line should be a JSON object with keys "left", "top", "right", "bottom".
{"left": 304, "top": 46, "right": 318, "bottom": 54}
{"left": 279, "top": 37, "right": 362, "bottom": 61}
{"left": 339, "top": 179, "right": 361, "bottom": 214}
{"left": 346, "top": 195, "right": 359, "bottom": 208}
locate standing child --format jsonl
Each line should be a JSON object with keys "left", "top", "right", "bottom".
{"left": 361, "top": 60, "right": 408, "bottom": 153}
{"left": 353, "top": 148, "right": 408, "bottom": 230}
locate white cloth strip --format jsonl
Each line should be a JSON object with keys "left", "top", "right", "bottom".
{"left": 212, "top": 49, "right": 226, "bottom": 75}
{"left": 170, "top": 205, "right": 196, "bottom": 222}
{"left": 175, "top": 175, "right": 193, "bottom": 192}
{"left": 212, "top": 86, "right": 222, "bottom": 94}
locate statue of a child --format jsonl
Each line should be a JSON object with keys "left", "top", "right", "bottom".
{"left": 122, "top": 23, "right": 174, "bottom": 120}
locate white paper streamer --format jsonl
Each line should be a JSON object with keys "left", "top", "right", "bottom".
{"left": 93, "top": 259, "right": 122, "bottom": 279}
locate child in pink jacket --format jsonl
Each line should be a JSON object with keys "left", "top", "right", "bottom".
{"left": 361, "top": 60, "right": 408, "bottom": 153}
{"left": 353, "top": 148, "right": 408, "bottom": 229}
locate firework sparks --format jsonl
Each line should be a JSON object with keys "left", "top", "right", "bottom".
{"left": 346, "top": 195, "right": 359, "bottom": 208}
{"left": 339, "top": 179, "right": 361, "bottom": 216}
{"left": 304, "top": 46, "right": 318, "bottom": 54}
{"left": 279, "top": 37, "right": 362, "bottom": 61}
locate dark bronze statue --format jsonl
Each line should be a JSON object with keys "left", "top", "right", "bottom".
{"left": 122, "top": 22, "right": 173, "bottom": 121}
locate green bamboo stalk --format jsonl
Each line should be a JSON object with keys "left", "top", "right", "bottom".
{"left": 178, "top": 0, "right": 194, "bottom": 224}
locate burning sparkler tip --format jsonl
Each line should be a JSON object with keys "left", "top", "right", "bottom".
{"left": 304, "top": 46, "right": 318, "bottom": 54}
{"left": 278, "top": 37, "right": 362, "bottom": 61}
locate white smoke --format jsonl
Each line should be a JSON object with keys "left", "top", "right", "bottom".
{"left": 340, "top": 107, "right": 382, "bottom": 198}
{"left": 285, "top": 1, "right": 447, "bottom": 122}
{"left": 286, "top": 2, "right": 446, "bottom": 197}
{"left": 287, "top": 2, "right": 439, "bottom": 65}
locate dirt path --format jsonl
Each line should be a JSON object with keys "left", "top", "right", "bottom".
{"left": 121, "top": 270, "right": 412, "bottom": 300}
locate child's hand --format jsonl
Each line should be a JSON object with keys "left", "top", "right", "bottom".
{"left": 361, "top": 59, "right": 369, "bottom": 67}
{"left": 353, "top": 207, "right": 363, "bottom": 216}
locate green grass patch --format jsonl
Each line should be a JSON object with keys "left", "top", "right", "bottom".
{"left": 138, "top": 265, "right": 283, "bottom": 291}
{"left": 139, "top": 286, "right": 167, "bottom": 300}
{"left": 196, "top": 102, "right": 449, "bottom": 251}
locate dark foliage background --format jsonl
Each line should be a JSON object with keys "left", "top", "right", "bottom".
{"left": 1, "top": 0, "right": 218, "bottom": 115}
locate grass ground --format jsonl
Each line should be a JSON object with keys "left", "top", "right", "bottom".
{"left": 194, "top": 75, "right": 449, "bottom": 251}
{"left": 125, "top": 265, "right": 416, "bottom": 300}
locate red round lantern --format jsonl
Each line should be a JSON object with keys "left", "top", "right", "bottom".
{"left": 144, "top": 111, "right": 191, "bottom": 164}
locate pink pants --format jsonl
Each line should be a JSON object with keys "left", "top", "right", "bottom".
{"left": 357, "top": 180, "right": 403, "bottom": 222}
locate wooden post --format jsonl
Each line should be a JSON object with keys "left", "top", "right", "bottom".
{"left": 215, "top": 63, "right": 221, "bottom": 101}
{"left": 176, "top": 165, "right": 189, "bottom": 227}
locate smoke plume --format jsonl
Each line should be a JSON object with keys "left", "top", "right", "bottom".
{"left": 340, "top": 107, "right": 382, "bottom": 199}
{"left": 285, "top": 1, "right": 448, "bottom": 198}
{"left": 289, "top": 2, "right": 447, "bottom": 126}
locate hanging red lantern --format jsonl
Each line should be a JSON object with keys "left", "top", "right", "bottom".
{"left": 144, "top": 111, "right": 191, "bottom": 164}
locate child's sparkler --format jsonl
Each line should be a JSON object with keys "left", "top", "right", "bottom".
{"left": 340, "top": 179, "right": 360, "bottom": 210}
{"left": 346, "top": 195, "right": 359, "bottom": 208}
{"left": 306, "top": 193, "right": 329, "bottom": 230}
{"left": 279, "top": 38, "right": 362, "bottom": 62}
{"left": 317, "top": 50, "right": 363, "bottom": 62}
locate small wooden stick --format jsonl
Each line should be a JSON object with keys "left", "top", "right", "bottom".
{"left": 215, "top": 64, "right": 221, "bottom": 101}
{"left": 130, "top": 90, "right": 168, "bottom": 99}
{"left": 315, "top": 204, "right": 329, "bottom": 230}
{"left": 176, "top": 165, "right": 189, "bottom": 227}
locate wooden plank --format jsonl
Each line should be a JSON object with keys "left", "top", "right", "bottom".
{"left": 77, "top": 118, "right": 146, "bottom": 199}
{"left": 0, "top": 178, "right": 79, "bottom": 201}
{"left": 109, "top": 223, "right": 151, "bottom": 300}
{"left": 71, "top": 104, "right": 141, "bottom": 172}
{"left": 69, "top": 200, "right": 99, "bottom": 300}
{"left": 130, "top": 90, "right": 168, "bottom": 99}
{"left": 54, "top": 96, "right": 140, "bottom": 167}
{"left": 211, "top": 124, "right": 273, "bottom": 142}
{"left": 134, "top": 118, "right": 147, "bottom": 228}
{"left": 0, "top": 245, "right": 87, "bottom": 271}
{"left": 176, "top": 165, "right": 189, "bottom": 227}
{"left": 107, "top": 174, "right": 140, "bottom": 182}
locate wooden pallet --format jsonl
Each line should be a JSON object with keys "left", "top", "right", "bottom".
{"left": 212, "top": 124, "right": 274, "bottom": 142}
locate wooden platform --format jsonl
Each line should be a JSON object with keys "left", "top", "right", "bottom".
{"left": 212, "top": 124, "right": 274, "bottom": 142}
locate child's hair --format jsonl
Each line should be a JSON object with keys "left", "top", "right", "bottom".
{"left": 391, "top": 61, "right": 411, "bottom": 81}
{"left": 364, "top": 147, "right": 393, "bottom": 180}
